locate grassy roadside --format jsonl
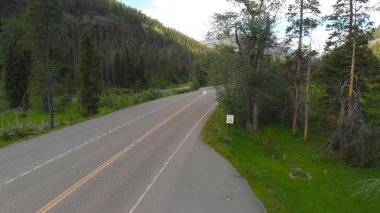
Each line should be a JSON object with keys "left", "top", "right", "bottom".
{"left": 0, "top": 87, "right": 193, "bottom": 148}
{"left": 203, "top": 108, "right": 380, "bottom": 213}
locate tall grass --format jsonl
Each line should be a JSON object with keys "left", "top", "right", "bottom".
{"left": 203, "top": 108, "right": 380, "bottom": 213}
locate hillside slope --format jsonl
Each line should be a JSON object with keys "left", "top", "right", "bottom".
{"left": 1, "top": 0, "right": 207, "bottom": 87}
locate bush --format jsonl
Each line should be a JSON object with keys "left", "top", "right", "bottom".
{"left": 191, "top": 77, "right": 200, "bottom": 91}
{"left": 13, "top": 127, "right": 25, "bottom": 138}
{"left": 1, "top": 130, "right": 11, "bottom": 141}
{"left": 98, "top": 92, "right": 118, "bottom": 109}
{"left": 144, "top": 89, "right": 162, "bottom": 101}
{"left": 54, "top": 96, "right": 71, "bottom": 112}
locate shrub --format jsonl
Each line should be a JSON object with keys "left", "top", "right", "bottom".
{"left": 55, "top": 96, "right": 71, "bottom": 112}
{"left": 191, "top": 77, "right": 200, "bottom": 91}
{"left": 1, "top": 130, "right": 11, "bottom": 141}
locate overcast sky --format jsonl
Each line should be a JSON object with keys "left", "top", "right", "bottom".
{"left": 121, "top": 0, "right": 380, "bottom": 50}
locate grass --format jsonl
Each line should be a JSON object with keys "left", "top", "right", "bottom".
{"left": 0, "top": 87, "right": 193, "bottom": 148}
{"left": 203, "top": 108, "right": 380, "bottom": 213}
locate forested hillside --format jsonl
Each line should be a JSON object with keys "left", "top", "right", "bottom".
{"left": 0, "top": 0, "right": 208, "bottom": 133}
{"left": 0, "top": 0, "right": 206, "bottom": 90}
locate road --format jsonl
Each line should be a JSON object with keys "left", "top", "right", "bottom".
{"left": 0, "top": 89, "right": 265, "bottom": 213}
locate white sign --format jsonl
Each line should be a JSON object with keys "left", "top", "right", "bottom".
{"left": 203, "top": 91, "right": 207, "bottom": 95}
{"left": 226, "top": 115, "right": 234, "bottom": 124}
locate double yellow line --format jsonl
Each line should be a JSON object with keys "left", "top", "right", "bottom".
{"left": 37, "top": 94, "right": 204, "bottom": 213}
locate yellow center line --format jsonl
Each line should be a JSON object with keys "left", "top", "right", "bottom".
{"left": 37, "top": 94, "right": 205, "bottom": 213}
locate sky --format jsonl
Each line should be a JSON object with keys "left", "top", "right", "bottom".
{"left": 121, "top": 0, "right": 380, "bottom": 51}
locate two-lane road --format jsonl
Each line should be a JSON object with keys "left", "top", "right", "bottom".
{"left": 0, "top": 89, "right": 265, "bottom": 213}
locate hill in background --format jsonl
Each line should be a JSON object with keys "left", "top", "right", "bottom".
{"left": 0, "top": 0, "right": 207, "bottom": 88}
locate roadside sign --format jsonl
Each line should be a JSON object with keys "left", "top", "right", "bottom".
{"left": 203, "top": 91, "right": 207, "bottom": 95}
{"left": 226, "top": 115, "right": 234, "bottom": 124}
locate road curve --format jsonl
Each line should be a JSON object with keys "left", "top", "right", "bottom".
{"left": 0, "top": 88, "right": 265, "bottom": 213}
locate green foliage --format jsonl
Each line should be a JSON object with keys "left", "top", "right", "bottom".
{"left": 54, "top": 96, "right": 71, "bottom": 112}
{"left": 1, "top": 19, "right": 31, "bottom": 109}
{"left": 192, "top": 52, "right": 211, "bottom": 86}
{"left": 317, "top": 37, "right": 379, "bottom": 124}
{"left": 113, "top": 50, "right": 134, "bottom": 88}
{"left": 55, "top": 0, "right": 205, "bottom": 88}
{"left": 207, "top": 44, "right": 291, "bottom": 127}
{"left": 209, "top": 0, "right": 284, "bottom": 131}
{"left": 286, "top": 0, "right": 321, "bottom": 40}
{"left": 374, "top": 25, "right": 380, "bottom": 39}
{"left": 78, "top": 27, "right": 102, "bottom": 117}
{"left": 326, "top": 0, "right": 373, "bottom": 50}
{"left": 370, "top": 42, "right": 380, "bottom": 66}
{"left": 25, "top": 0, "right": 65, "bottom": 128}
{"left": 1, "top": 130, "right": 11, "bottom": 141}
{"left": 62, "top": 72, "right": 76, "bottom": 95}
{"left": 2, "top": 41, "right": 30, "bottom": 108}
{"left": 191, "top": 77, "right": 200, "bottom": 91}
{"left": 0, "top": 85, "right": 191, "bottom": 147}
{"left": 203, "top": 108, "right": 380, "bottom": 213}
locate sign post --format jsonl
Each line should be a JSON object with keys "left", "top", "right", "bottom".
{"left": 226, "top": 115, "right": 234, "bottom": 143}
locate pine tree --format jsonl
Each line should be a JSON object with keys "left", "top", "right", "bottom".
{"left": 113, "top": 50, "right": 127, "bottom": 88}
{"left": 326, "top": 0, "right": 372, "bottom": 50}
{"left": 322, "top": 0, "right": 379, "bottom": 166}
{"left": 122, "top": 50, "right": 134, "bottom": 88}
{"left": 2, "top": 41, "right": 30, "bottom": 109}
{"left": 286, "top": 0, "right": 321, "bottom": 137}
{"left": 1, "top": 19, "right": 31, "bottom": 110}
{"left": 78, "top": 27, "right": 102, "bottom": 117}
{"left": 25, "top": 0, "right": 63, "bottom": 128}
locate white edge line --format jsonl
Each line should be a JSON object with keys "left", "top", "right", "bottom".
{"left": 4, "top": 178, "right": 18, "bottom": 184}
{"left": 20, "top": 170, "right": 32, "bottom": 177}
{"left": 129, "top": 104, "right": 217, "bottom": 213}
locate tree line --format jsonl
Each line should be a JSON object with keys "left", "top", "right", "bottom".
{"left": 202, "top": 0, "right": 379, "bottom": 167}
{"left": 0, "top": 0, "right": 207, "bottom": 127}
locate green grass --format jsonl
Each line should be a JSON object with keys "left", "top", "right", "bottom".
{"left": 0, "top": 87, "right": 194, "bottom": 148}
{"left": 203, "top": 108, "right": 380, "bottom": 213}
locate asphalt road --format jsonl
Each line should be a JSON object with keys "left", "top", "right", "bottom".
{"left": 0, "top": 89, "right": 265, "bottom": 213}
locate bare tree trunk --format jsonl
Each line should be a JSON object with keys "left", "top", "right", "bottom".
{"left": 253, "top": 102, "right": 259, "bottom": 131}
{"left": 349, "top": 0, "right": 353, "bottom": 37}
{"left": 348, "top": 38, "right": 356, "bottom": 120}
{"left": 304, "top": 29, "right": 313, "bottom": 142}
{"left": 47, "top": 87, "right": 54, "bottom": 128}
{"left": 293, "top": 0, "right": 303, "bottom": 136}
{"left": 304, "top": 55, "right": 311, "bottom": 142}
{"left": 46, "top": 49, "right": 54, "bottom": 128}
{"left": 245, "top": 98, "right": 253, "bottom": 131}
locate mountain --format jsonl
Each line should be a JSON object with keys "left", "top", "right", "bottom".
{"left": 0, "top": 0, "right": 208, "bottom": 88}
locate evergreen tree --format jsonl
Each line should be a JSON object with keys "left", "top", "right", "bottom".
{"left": 318, "top": 36, "right": 378, "bottom": 117}
{"left": 322, "top": 0, "right": 379, "bottom": 165}
{"left": 122, "top": 50, "right": 134, "bottom": 88}
{"left": 326, "top": 0, "right": 372, "bottom": 50}
{"left": 78, "top": 27, "right": 102, "bottom": 117}
{"left": 1, "top": 19, "right": 31, "bottom": 109}
{"left": 25, "top": 0, "right": 64, "bottom": 128}
{"left": 286, "top": 0, "right": 321, "bottom": 136}
{"left": 2, "top": 41, "right": 30, "bottom": 109}
{"left": 113, "top": 50, "right": 128, "bottom": 88}
{"left": 135, "top": 56, "right": 147, "bottom": 88}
